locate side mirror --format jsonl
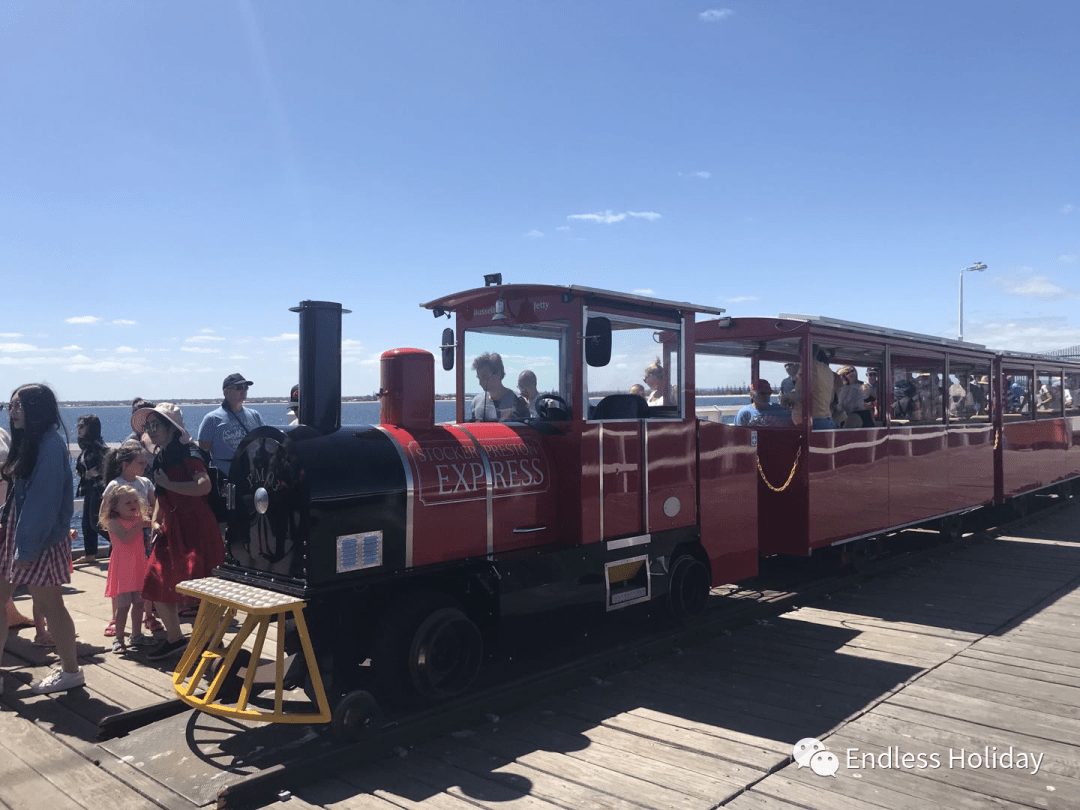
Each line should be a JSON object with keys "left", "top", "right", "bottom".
{"left": 441, "top": 328, "right": 455, "bottom": 371}
{"left": 585, "top": 317, "right": 612, "bottom": 367}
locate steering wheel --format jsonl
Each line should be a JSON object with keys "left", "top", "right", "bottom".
{"left": 535, "top": 394, "right": 571, "bottom": 421}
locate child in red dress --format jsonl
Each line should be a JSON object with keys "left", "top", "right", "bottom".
{"left": 98, "top": 485, "right": 151, "bottom": 653}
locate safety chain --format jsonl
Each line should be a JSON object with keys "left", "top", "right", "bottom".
{"left": 757, "top": 446, "right": 802, "bottom": 493}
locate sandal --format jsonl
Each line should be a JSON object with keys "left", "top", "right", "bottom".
{"left": 104, "top": 621, "right": 116, "bottom": 637}
{"left": 144, "top": 616, "right": 164, "bottom": 632}
{"left": 33, "top": 632, "right": 56, "bottom": 647}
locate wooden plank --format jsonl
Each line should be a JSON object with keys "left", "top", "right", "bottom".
{"left": 927, "top": 661, "right": 1080, "bottom": 712}
{"left": 972, "top": 636, "right": 1080, "bottom": 669}
{"left": 547, "top": 695, "right": 779, "bottom": 773}
{"left": 847, "top": 709, "right": 1080, "bottom": 781}
{"left": 751, "top": 771, "right": 920, "bottom": 810}
{"left": 463, "top": 717, "right": 740, "bottom": 806}
{"left": 525, "top": 705, "right": 761, "bottom": 788}
{"left": 0, "top": 711, "right": 158, "bottom": 810}
{"left": 412, "top": 745, "right": 657, "bottom": 810}
{"left": 292, "top": 777, "right": 407, "bottom": 810}
{"left": 957, "top": 648, "right": 1080, "bottom": 686}
{"left": 886, "top": 685, "right": 1080, "bottom": 747}
{"left": 828, "top": 725, "right": 1077, "bottom": 808}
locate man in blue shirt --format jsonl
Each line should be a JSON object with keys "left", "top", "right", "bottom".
{"left": 734, "top": 379, "right": 793, "bottom": 427}
{"left": 197, "top": 372, "right": 265, "bottom": 476}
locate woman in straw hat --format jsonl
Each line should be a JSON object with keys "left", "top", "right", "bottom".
{"left": 131, "top": 403, "right": 224, "bottom": 661}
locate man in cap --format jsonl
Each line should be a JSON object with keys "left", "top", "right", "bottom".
{"left": 780, "top": 362, "right": 800, "bottom": 403}
{"left": 197, "top": 372, "right": 265, "bottom": 477}
{"left": 734, "top": 380, "right": 793, "bottom": 427}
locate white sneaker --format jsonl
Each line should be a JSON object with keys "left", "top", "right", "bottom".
{"left": 31, "top": 667, "right": 85, "bottom": 694}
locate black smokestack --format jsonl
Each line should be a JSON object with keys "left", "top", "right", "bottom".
{"left": 290, "top": 300, "right": 350, "bottom": 432}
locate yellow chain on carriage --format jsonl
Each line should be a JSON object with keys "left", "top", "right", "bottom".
{"left": 757, "top": 446, "right": 802, "bottom": 493}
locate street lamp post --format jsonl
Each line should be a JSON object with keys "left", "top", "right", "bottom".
{"left": 958, "top": 262, "right": 987, "bottom": 341}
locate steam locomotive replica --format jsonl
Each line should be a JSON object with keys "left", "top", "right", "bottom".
{"left": 171, "top": 283, "right": 1080, "bottom": 735}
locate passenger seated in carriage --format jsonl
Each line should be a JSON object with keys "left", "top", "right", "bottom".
{"left": 949, "top": 372, "right": 985, "bottom": 420}
{"left": 1006, "top": 377, "right": 1028, "bottom": 413}
{"left": 734, "top": 380, "right": 792, "bottom": 427}
{"left": 893, "top": 378, "right": 918, "bottom": 421}
{"left": 836, "top": 366, "right": 875, "bottom": 428}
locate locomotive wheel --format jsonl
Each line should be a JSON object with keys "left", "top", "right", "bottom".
{"left": 371, "top": 592, "right": 483, "bottom": 705}
{"left": 331, "top": 689, "right": 384, "bottom": 742}
{"left": 207, "top": 648, "right": 252, "bottom": 705}
{"left": 939, "top": 515, "right": 963, "bottom": 543}
{"left": 667, "top": 554, "right": 710, "bottom": 620}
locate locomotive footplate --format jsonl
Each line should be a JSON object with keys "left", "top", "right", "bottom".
{"left": 172, "top": 577, "right": 332, "bottom": 725}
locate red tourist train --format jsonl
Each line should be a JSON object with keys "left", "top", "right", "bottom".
{"left": 170, "top": 283, "right": 1080, "bottom": 733}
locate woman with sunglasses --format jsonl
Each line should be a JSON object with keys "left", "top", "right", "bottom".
{"left": 0, "top": 384, "right": 83, "bottom": 694}
{"left": 131, "top": 403, "right": 225, "bottom": 661}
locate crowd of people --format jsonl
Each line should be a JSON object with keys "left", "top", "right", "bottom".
{"left": 1, "top": 372, "right": 264, "bottom": 696}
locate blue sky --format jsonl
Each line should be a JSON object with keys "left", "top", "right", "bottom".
{"left": 1, "top": 1, "right": 1077, "bottom": 402}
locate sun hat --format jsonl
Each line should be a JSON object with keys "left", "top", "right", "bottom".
{"left": 131, "top": 402, "right": 192, "bottom": 445}
{"left": 837, "top": 365, "right": 857, "bottom": 377}
{"left": 751, "top": 379, "right": 773, "bottom": 395}
{"left": 222, "top": 372, "right": 254, "bottom": 389}
{"left": 784, "top": 361, "right": 799, "bottom": 369}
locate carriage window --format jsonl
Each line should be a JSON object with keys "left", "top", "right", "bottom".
{"left": 1036, "top": 371, "right": 1063, "bottom": 418}
{"left": 585, "top": 315, "right": 682, "bottom": 419}
{"left": 462, "top": 321, "right": 571, "bottom": 422}
{"left": 694, "top": 339, "right": 798, "bottom": 426}
{"left": 1003, "top": 371, "right": 1033, "bottom": 420}
{"left": 947, "top": 362, "right": 992, "bottom": 423}
{"left": 891, "top": 358, "right": 944, "bottom": 425}
{"left": 1066, "top": 374, "right": 1080, "bottom": 417}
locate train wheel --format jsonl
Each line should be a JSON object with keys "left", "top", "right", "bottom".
{"left": 331, "top": 690, "right": 384, "bottom": 741}
{"left": 372, "top": 592, "right": 483, "bottom": 704}
{"left": 667, "top": 554, "right": 710, "bottom": 620}
{"left": 939, "top": 515, "right": 963, "bottom": 543}
{"left": 206, "top": 649, "right": 252, "bottom": 705}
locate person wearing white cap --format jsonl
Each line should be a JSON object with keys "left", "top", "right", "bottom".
{"left": 196, "top": 372, "right": 264, "bottom": 477}
{"left": 131, "top": 403, "right": 225, "bottom": 661}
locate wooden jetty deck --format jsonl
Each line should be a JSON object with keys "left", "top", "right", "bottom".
{"left": 3, "top": 501, "right": 1080, "bottom": 809}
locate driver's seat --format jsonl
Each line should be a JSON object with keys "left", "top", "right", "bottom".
{"left": 592, "top": 394, "right": 649, "bottom": 420}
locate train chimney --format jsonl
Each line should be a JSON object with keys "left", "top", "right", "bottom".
{"left": 290, "top": 300, "right": 350, "bottom": 432}
{"left": 380, "top": 348, "right": 435, "bottom": 429}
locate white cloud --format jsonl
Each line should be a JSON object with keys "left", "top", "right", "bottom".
{"left": 185, "top": 335, "right": 226, "bottom": 343}
{"left": 524, "top": 229, "right": 544, "bottom": 238}
{"left": 112, "top": 319, "right": 137, "bottom": 326}
{"left": 199, "top": 328, "right": 216, "bottom": 333}
{"left": 0, "top": 342, "right": 39, "bottom": 353}
{"left": 633, "top": 288, "right": 655, "bottom": 296}
{"left": 998, "top": 270, "right": 1077, "bottom": 299}
{"left": 65, "top": 315, "right": 101, "bottom": 325}
{"left": 696, "top": 171, "right": 712, "bottom": 179}
{"left": 263, "top": 334, "right": 299, "bottom": 342}
{"left": 556, "top": 225, "right": 570, "bottom": 232}
{"left": 0, "top": 332, "right": 22, "bottom": 338}
{"left": 115, "top": 346, "right": 138, "bottom": 354}
{"left": 180, "top": 346, "right": 222, "bottom": 354}
{"left": 61, "top": 345, "right": 82, "bottom": 351}
{"left": 1059, "top": 253, "right": 1079, "bottom": 264}
{"left": 725, "top": 296, "right": 759, "bottom": 303}
{"left": 699, "top": 8, "right": 735, "bottom": 23}
{"left": 568, "top": 210, "right": 662, "bottom": 225}
{"left": 1062, "top": 204, "right": 1076, "bottom": 215}
{"left": 967, "top": 318, "right": 1080, "bottom": 354}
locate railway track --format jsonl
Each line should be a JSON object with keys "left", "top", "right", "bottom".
{"left": 97, "top": 494, "right": 1070, "bottom": 810}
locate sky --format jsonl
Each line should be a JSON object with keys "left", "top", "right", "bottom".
{"left": 1, "top": 1, "right": 1077, "bottom": 402}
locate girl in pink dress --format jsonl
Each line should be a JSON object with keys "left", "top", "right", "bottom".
{"left": 98, "top": 485, "right": 151, "bottom": 653}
